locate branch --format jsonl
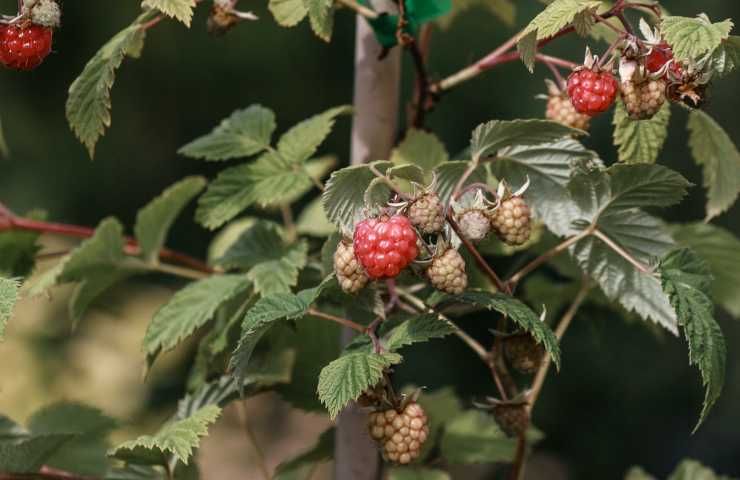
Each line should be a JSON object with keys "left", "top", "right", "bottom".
{"left": 0, "top": 466, "right": 97, "bottom": 480}
{"left": 0, "top": 202, "right": 214, "bottom": 275}
{"left": 308, "top": 308, "right": 366, "bottom": 333}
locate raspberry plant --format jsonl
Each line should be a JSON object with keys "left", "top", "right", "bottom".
{"left": 1, "top": 0, "right": 740, "bottom": 479}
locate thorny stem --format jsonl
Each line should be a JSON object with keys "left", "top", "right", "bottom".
{"left": 307, "top": 308, "right": 366, "bottom": 333}
{"left": 592, "top": 228, "right": 651, "bottom": 274}
{"left": 0, "top": 202, "right": 214, "bottom": 275}
{"left": 336, "top": 0, "right": 379, "bottom": 20}
{"left": 237, "top": 401, "right": 271, "bottom": 480}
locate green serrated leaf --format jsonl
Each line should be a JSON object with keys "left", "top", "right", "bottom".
{"left": 470, "top": 119, "right": 583, "bottom": 161}
{"left": 433, "top": 161, "right": 487, "bottom": 205}
{"left": 0, "top": 277, "right": 20, "bottom": 341}
{"left": 711, "top": 36, "right": 740, "bottom": 77}
{"left": 269, "top": 0, "right": 308, "bottom": 27}
{"left": 492, "top": 138, "right": 599, "bottom": 236}
{"left": 667, "top": 459, "right": 735, "bottom": 480}
{"left": 322, "top": 162, "right": 392, "bottom": 230}
{"left": 305, "top": 0, "right": 334, "bottom": 41}
{"left": 230, "top": 278, "right": 333, "bottom": 383}
{"left": 143, "top": 275, "right": 251, "bottom": 364}
{"left": 364, "top": 177, "right": 393, "bottom": 211}
{"left": 451, "top": 291, "right": 561, "bottom": 369}
{"left": 440, "top": 410, "right": 515, "bottom": 464}
{"left": 687, "top": 110, "right": 740, "bottom": 221}
{"left": 0, "top": 433, "right": 74, "bottom": 474}
{"left": 178, "top": 105, "right": 276, "bottom": 161}
{"left": 671, "top": 223, "right": 740, "bottom": 318}
{"left": 110, "top": 405, "right": 221, "bottom": 466}
{"left": 517, "top": 30, "right": 538, "bottom": 72}
{"left": 384, "top": 315, "right": 456, "bottom": 352}
{"left": 613, "top": 99, "right": 671, "bottom": 164}
{"left": 296, "top": 197, "right": 336, "bottom": 237}
{"left": 659, "top": 249, "right": 726, "bottom": 431}
{"left": 318, "top": 351, "right": 402, "bottom": 419}
{"left": 522, "top": 0, "right": 601, "bottom": 40}
{"left": 391, "top": 129, "right": 449, "bottom": 173}
{"left": 624, "top": 467, "right": 658, "bottom": 480}
{"left": 141, "top": 0, "right": 196, "bottom": 27}
{"left": 66, "top": 11, "right": 156, "bottom": 158}
{"left": 661, "top": 15, "right": 734, "bottom": 62}
{"left": 135, "top": 177, "right": 206, "bottom": 263}
{"left": 274, "top": 428, "right": 334, "bottom": 480}
{"left": 277, "top": 106, "right": 350, "bottom": 164}
{"left": 0, "top": 210, "right": 45, "bottom": 278}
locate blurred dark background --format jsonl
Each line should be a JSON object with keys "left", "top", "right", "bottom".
{"left": 1, "top": 1, "right": 738, "bottom": 479}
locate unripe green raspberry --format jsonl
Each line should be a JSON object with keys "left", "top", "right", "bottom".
{"left": 368, "top": 402, "right": 430, "bottom": 465}
{"left": 334, "top": 240, "right": 368, "bottom": 294}
{"left": 408, "top": 193, "right": 444, "bottom": 234}
{"left": 489, "top": 196, "right": 531, "bottom": 246}
{"left": 457, "top": 209, "right": 490, "bottom": 243}
{"left": 426, "top": 248, "right": 467, "bottom": 294}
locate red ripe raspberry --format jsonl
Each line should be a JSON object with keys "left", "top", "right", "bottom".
{"left": 0, "top": 24, "right": 53, "bottom": 71}
{"left": 566, "top": 68, "right": 618, "bottom": 116}
{"left": 353, "top": 215, "right": 419, "bottom": 279}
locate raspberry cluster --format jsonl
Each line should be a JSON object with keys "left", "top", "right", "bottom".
{"left": 408, "top": 193, "right": 444, "bottom": 235}
{"left": 426, "top": 248, "right": 467, "bottom": 295}
{"left": 368, "top": 402, "right": 430, "bottom": 465}
{"left": 504, "top": 334, "right": 545, "bottom": 374}
{"left": 353, "top": 215, "right": 419, "bottom": 279}
{"left": 334, "top": 240, "right": 369, "bottom": 294}
{"left": 490, "top": 196, "right": 532, "bottom": 246}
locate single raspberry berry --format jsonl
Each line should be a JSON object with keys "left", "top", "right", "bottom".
{"left": 645, "top": 43, "right": 673, "bottom": 73}
{"left": 368, "top": 402, "right": 430, "bottom": 465}
{"left": 22, "top": 0, "right": 61, "bottom": 28}
{"left": 546, "top": 83, "right": 591, "bottom": 131}
{"left": 620, "top": 78, "right": 667, "bottom": 120}
{"left": 408, "top": 193, "right": 444, "bottom": 235}
{"left": 490, "top": 196, "right": 531, "bottom": 246}
{"left": 567, "top": 68, "right": 619, "bottom": 116}
{"left": 334, "top": 240, "right": 369, "bottom": 294}
{"left": 353, "top": 215, "right": 419, "bottom": 279}
{"left": 426, "top": 248, "right": 467, "bottom": 295}
{"left": 0, "top": 24, "right": 53, "bottom": 70}
{"left": 493, "top": 402, "right": 529, "bottom": 437}
{"left": 457, "top": 209, "right": 490, "bottom": 243}
{"left": 504, "top": 334, "right": 545, "bottom": 374}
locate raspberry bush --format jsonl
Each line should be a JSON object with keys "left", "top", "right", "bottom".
{"left": 1, "top": 0, "right": 740, "bottom": 479}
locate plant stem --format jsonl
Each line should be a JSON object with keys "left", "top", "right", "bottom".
{"left": 237, "top": 401, "right": 271, "bottom": 480}
{"left": 527, "top": 280, "right": 591, "bottom": 409}
{"left": 509, "top": 433, "right": 528, "bottom": 480}
{"left": 0, "top": 466, "right": 97, "bottom": 480}
{"left": 308, "top": 308, "right": 366, "bottom": 333}
{"left": 336, "top": 0, "right": 379, "bottom": 19}
{"left": 592, "top": 228, "right": 651, "bottom": 274}
{"left": 281, "top": 204, "right": 297, "bottom": 242}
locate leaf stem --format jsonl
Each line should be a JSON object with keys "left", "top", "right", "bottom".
{"left": 307, "top": 308, "right": 366, "bottom": 333}
{"left": 0, "top": 466, "right": 98, "bottom": 480}
{"left": 368, "top": 164, "right": 411, "bottom": 201}
{"left": 592, "top": 228, "right": 651, "bottom": 274}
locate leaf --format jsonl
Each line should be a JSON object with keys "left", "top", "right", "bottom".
{"left": 661, "top": 15, "right": 734, "bottom": 62}
{"left": 317, "top": 351, "right": 402, "bottom": 419}
{"left": 433, "top": 161, "right": 487, "bottom": 205}
{"left": 296, "top": 197, "right": 336, "bottom": 237}
{"left": 492, "top": 137, "right": 600, "bottom": 236}
{"left": 230, "top": 278, "right": 333, "bottom": 383}
{"left": 196, "top": 151, "right": 316, "bottom": 229}
{"left": 134, "top": 177, "right": 206, "bottom": 263}
{"left": 215, "top": 220, "right": 308, "bottom": 296}
{"left": 277, "top": 106, "right": 351, "bottom": 164}
{"left": 273, "top": 428, "right": 334, "bottom": 480}
{"left": 178, "top": 105, "right": 276, "bottom": 161}
{"left": 667, "top": 459, "right": 735, "bottom": 480}
{"left": 322, "top": 162, "right": 391, "bottom": 230}
{"left": 451, "top": 291, "right": 561, "bottom": 369}
{"left": 66, "top": 12, "right": 156, "bottom": 158}
{"left": 613, "top": 100, "right": 671, "bottom": 164}
{"left": 517, "top": 30, "right": 538, "bottom": 72}
{"left": 28, "top": 403, "right": 117, "bottom": 476}
{"left": 0, "top": 210, "right": 45, "bottom": 277}
{"left": 521, "top": 0, "right": 601, "bottom": 40}
{"left": 659, "top": 249, "right": 726, "bottom": 431}
{"left": 388, "top": 468, "right": 451, "bottom": 480}
{"left": 28, "top": 217, "right": 129, "bottom": 297}
{"left": 143, "top": 275, "right": 251, "bottom": 363}
{"left": 384, "top": 315, "right": 456, "bottom": 352}
{"left": 711, "top": 36, "right": 740, "bottom": 77}
{"left": 305, "top": 0, "right": 334, "bottom": 41}
{"left": 671, "top": 223, "right": 740, "bottom": 318}
{"left": 624, "top": 467, "right": 658, "bottom": 480}
{"left": 0, "top": 277, "right": 20, "bottom": 341}
{"left": 141, "top": 0, "right": 196, "bottom": 26}
{"left": 470, "top": 119, "right": 584, "bottom": 160}
{"left": 391, "top": 129, "right": 449, "bottom": 173}
{"left": 440, "top": 410, "right": 516, "bottom": 464}
{"left": 687, "top": 110, "right": 740, "bottom": 220}
{"left": 110, "top": 405, "right": 221, "bottom": 466}
{"left": 0, "top": 433, "right": 74, "bottom": 474}
{"left": 269, "top": 0, "right": 308, "bottom": 27}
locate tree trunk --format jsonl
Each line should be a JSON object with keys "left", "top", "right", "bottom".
{"left": 335, "top": 4, "right": 401, "bottom": 480}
